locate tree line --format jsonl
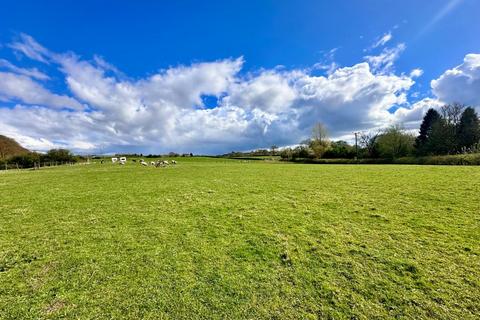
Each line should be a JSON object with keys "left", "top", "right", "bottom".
{"left": 1, "top": 149, "right": 79, "bottom": 170}
{"left": 279, "top": 103, "right": 480, "bottom": 161}
{"left": 414, "top": 104, "right": 480, "bottom": 155}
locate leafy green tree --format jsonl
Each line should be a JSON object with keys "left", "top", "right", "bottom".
{"left": 45, "top": 149, "right": 76, "bottom": 162}
{"left": 414, "top": 108, "right": 441, "bottom": 155}
{"left": 457, "top": 107, "right": 480, "bottom": 151}
{"left": 323, "top": 141, "right": 356, "bottom": 159}
{"left": 376, "top": 125, "right": 415, "bottom": 158}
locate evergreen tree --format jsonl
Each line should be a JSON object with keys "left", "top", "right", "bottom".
{"left": 457, "top": 107, "right": 480, "bottom": 151}
{"left": 414, "top": 108, "right": 441, "bottom": 155}
{"left": 427, "top": 118, "right": 456, "bottom": 155}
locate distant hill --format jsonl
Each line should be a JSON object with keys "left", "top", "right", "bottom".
{"left": 0, "top": 135, "right": 30, "bottom": 159}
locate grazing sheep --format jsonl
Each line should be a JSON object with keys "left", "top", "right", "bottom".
{"left": 111, "top": 157, "right": 118, "bottom": 163}
{"left": 141, "top": 161, "right": 148, "bottom": 166}
{"left": 120, "top": 157, "right": 127, "bottom": 162}
{"left": 171, "top": 160, "right": 177, "bottom": 164}
{"left": 163, "top": 160, "right": 169, "bottom": 165}
{"left": 150, "top": 161, "right": 156, "bottom": 166}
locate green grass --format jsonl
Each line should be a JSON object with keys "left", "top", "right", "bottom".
{"left": 1, "top": 158, "right": 479, "bottom": 319}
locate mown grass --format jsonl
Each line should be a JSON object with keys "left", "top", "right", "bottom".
{"left": 0, "top": 158, "right": 479, "bottom": 319}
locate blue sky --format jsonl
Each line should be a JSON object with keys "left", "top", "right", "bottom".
{"left": 0, "top": 0, "right": 479, "bottom": 154}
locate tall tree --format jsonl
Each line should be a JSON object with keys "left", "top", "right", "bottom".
{"left": 457, "top": 107, "right": 480, "bottom": 151}
{"left": 270, "top": 145, "right": 278, "bottom": 156}
{"left": 414, "top": 108, "right": 441, "bottom": 155}
{"left": 427, "top": 118, "right": 456, "bottom": 155}
{"left": 311, "top": 122, "right": 328, "bottom": 143}
{"left": 309, "top": 122, "right": 330, "bottom": 158}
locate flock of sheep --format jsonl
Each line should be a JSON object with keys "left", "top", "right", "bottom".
{"left": 109, "top": 157, "right": 177, "bottom": 167}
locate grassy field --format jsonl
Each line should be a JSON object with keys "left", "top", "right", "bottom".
{"left": 1, "top": 158, "right": 479, "bottom": 319}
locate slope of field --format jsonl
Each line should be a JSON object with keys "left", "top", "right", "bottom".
{"left": 0, "top": 135, "right": 29, "bottom": 160}
{"left": 0, "top": 158, "right": 479, "bottom": 319}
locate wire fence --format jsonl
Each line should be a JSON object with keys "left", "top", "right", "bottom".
{"left": 0, "top": 161, "right": 87, "bottom": 172}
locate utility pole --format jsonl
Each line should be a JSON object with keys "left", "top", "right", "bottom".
{"left": 354, "top": 132, "right": 359, "bottom": 159}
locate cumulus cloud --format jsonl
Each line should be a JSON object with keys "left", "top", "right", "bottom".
{"left": 4, "top": 34, "right": 474, "bottom": 154}
{"left": 392, "top": 98, "right": 443, "bottom": 129}
{"left": 225, "top": 71, "right": 297, "bottom": 113}
{"left": 431, "top": 53, "right": 480, "bottom": 106}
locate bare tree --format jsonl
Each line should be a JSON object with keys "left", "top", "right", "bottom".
{"left": 311, "top": 122, "right": 328, "bottom": 143}
{"left": 310, "top": 122, "right": 330, "bottom": 158}
{"left": 270, "top": 145, "right": 278, "bottom": 156}
{"left": 441, "top": 103, "right": 465, "bottom": 125}
{"left": 360, "top": 132, "right": 379, "bottom": 158}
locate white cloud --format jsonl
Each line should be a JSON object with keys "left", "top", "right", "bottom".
{"left": 431, "top": 53, "right": 480, "bottom": 106}
{"left": 373, "top": 32, "right": 393, "bottom": 49}
{"left": 391, "top": 98, "right": 444, "bottom": 130}
{"left": 364, "top": 43, "right": 406, "bottom": 73}
{"left": 410, "top": 68, "right": 424, "bottom": 78}
{"left": 0, "top": 72, "right": 83, "bottom": 110}
{"left": 225, "top": 71, "right": 297, "bottom": 113}
{"left": 8, "top": 33, "right": 51, "bottom": 64}
{"left": 0, "top": 34, "right": 448, "bottom": 154}
{"left": 293, "top": 63, "right": 414, "bottom": 135}
{"left": 312, "top": 48, "right": 339, "bottom": 75}
{"left": 0, "top": 59, "right": 50, "bottom": 80}
{"left": 0, "top": 105, "right": 99, "bottom": 151}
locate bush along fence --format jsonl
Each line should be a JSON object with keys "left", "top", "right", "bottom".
{"left": 0, "top": 148, "right": 83, "bottom": 171}
{"left": 287, "top": 153, "right": 480, "bottom": 166}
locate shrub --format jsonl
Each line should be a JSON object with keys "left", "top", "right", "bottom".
{"left": 323, "top": 141, "right": 356, "bottom": 159}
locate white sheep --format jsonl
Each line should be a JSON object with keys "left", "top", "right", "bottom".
{"left": 141, "top": 161, "right": 148, "bottom": 166}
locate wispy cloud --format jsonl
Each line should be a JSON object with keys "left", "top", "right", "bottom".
{"left": 418, "top": 0, "right": 464, "bottom": 36}
{"left": 373, "top": 32, "right": 393, "bottom": 49}
{"left": 364, "top": 31, "right": 393, "bottom": 52}
{"left": 364, "top": 43, "right": 406, "bottom": 73}
{"left": 312, "top": 48, "right": 339, "bottom": 75}
{"left": 8, "top": 33, "right": 52, "bottom": 64}
{"left": 0, "top": 59, "right": 50, "bottom": 80}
